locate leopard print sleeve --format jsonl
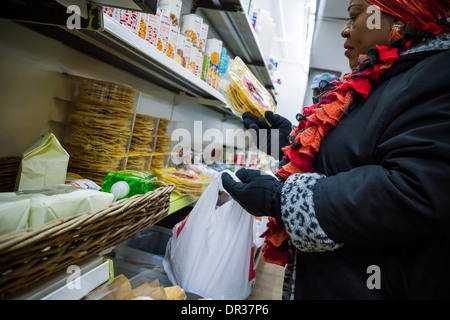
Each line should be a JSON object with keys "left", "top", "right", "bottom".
{"left": 280, "top": 173, "right": 343, "bottom": 252}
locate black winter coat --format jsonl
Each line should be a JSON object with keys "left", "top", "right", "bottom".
{"left": 294, "top": 49, "right": 450, "bottom": 299}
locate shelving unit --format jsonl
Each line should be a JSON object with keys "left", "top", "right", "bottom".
{"left": 27, "top": 15, "right": 229, "bottom": 106}
{"left": 197, "top": 9, "right": 273, "bottom": 89}
{"left": 194, "top": 0, "right": 275, "bottom": 95}
{"left": 0, "top": 0, "right": 278, "bottom": 299}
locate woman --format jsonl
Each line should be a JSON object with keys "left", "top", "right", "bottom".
{"left": 222, "top": 0, "right": 450, "bottom": 299}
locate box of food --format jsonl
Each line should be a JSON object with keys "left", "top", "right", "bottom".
{"left": 146, "top": 8, "right": 161, "bottom": 46}
{"left": 199, "top": 22, "right": 209, "bottom": 52}
{"left": 119, "top": 10, "right": 140, "bottom": 34}
{"left": 205, "top": 38, "right": 223, "bottom": 67}
{"left": 194, "top": 47, "right": 204, "bottom": 78}
{"left": 188, "top": 45, "right": 198, "bottom": 75}
{"left": 180, "top": 14, "right": 203, "bottom": 47}
{"left": 167, "top": 26, "right": 179, "bottom": 59}
{"left": 156, "top": 15, "right": 171, "bottom": 52}
{"left": 158, "top": 0, "right": 182, "bottom": 26}
{"left": 176, "top": 33, "right": 186, "bottom": 67}
{"left": 184, "top": 39, "right": 193, "bottom": 71}
{"left": 103, "top": 6, "right": 114, "bottom": 18}
{"left": 137, "top": 13, "right": 149, "bottom": 40}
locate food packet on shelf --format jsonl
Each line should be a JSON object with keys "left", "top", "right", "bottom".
{"left": 220, "top": 56, "right": 276, "bottom": 119}
{"left": 15, "top": 130, "right": 69, "bottom": 191}
{"left": 0, "top": 185, "right": 114, "bottom": 234}
{"left": 153, "top": 167, "right": 211, "bottom": 198}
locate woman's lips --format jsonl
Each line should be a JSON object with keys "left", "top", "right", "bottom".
{"left": 344, "top": 44, "right": 354, "bottom": 58}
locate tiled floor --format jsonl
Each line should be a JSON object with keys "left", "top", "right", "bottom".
{"left": 247, "top": 259, "right": 285, "bottom": 300}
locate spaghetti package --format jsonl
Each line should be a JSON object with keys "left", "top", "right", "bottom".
{"left": 220, "top": 57, "right": 276, "bottom": 118}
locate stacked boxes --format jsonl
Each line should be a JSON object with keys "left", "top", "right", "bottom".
{"left": 102, "top": 3, "right": 229, "bottom": 90}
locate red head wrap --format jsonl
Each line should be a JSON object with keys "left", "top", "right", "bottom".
{"left": 366, "top": 0, "right": 450, "bottom": 34}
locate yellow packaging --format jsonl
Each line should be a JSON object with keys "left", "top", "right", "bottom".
{"left": 220, "top": 57, "right": 276, "bottom": 118}
{"left": 153, "top": 168, "right": 211, "bottom": 198}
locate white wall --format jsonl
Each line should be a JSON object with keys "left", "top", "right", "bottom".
{"left": 309, "top": 18, "right": 350, "bottom": 77}
{"left": 273, "top": 59, "right": 308, "bottom": 123}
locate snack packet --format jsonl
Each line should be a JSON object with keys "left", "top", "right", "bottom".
{"left": 153, "top": 168, "right": 211, "bottom": 198}
{"left": 220, "top": 57, "right": 276, "bottom": 118}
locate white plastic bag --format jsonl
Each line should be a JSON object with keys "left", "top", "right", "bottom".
{"left": 163, "top": 171, "right": 256, "bottom": 300}
{"left": 253, "top": 216, "right": 269, "bottom": 248}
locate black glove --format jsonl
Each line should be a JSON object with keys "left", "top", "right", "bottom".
{"left": 242, "top": 111, "right": 292, "bottom": 161}
{"left": 221, "top": 169, "right": 283, "bottom": 218}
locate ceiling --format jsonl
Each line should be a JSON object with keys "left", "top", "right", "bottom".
{"left": 316, "top": 0, "right": 350, "bottom": 21}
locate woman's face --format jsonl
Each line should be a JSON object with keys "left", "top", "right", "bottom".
{"left": 341, "top": 0, "right": 398, "bottom": 69}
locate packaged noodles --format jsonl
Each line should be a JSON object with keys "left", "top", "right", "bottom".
{"left": 153, "top": 168, "right": 211, "bottom": 198}
{"left": 220, "top": 57, "right": 276, "bottom": 118}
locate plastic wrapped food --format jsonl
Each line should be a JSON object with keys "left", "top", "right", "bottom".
{"left": 220, "top": 57, "right": 276, "bottom": 118}
{"left": 153, "top": 168, "right": 211, "bottom": 198}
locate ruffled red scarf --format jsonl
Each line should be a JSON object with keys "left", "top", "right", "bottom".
{"left": 261, "top": 45, "right": 400, "bottom": 267}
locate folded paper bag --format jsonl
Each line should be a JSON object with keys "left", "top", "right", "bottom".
{"left": 15, "top": 131, "right": 69, "bottom": 191}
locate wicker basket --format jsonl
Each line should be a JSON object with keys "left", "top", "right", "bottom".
{"left": 0, "top": 183, "right": 176, "bottom": 299}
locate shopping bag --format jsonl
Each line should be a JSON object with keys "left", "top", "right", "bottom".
{"left": 163, "top": 171, "right": 256, "bottom": 300}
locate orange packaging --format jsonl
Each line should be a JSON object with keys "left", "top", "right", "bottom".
{"left": 137, "top": 13, "right": 149, "bottom": 40}
{"left": 205, "top": 38, "right": 223, "bottom": 66}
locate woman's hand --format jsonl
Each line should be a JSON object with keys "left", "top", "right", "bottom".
{"left": 221, "top": 169, "right": 282, "bottom": 218}
{"left": 243, "top": 111, "right": 292, "bottom": 161}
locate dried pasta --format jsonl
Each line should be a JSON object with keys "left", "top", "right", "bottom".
{"left": 78, "top": 78, "right": 136, "bottom": 112}
{"left": 68, "top": 103, "right": 134, "bottom": 134}
{"left": 220, "top": 57, "right": 276, "bottom": 118}
{"left": 154, "top": 168, "right": 211, "bottom": 198}
{"left": 66, "top": 127, "right": 131, "bottom": 156}
{"left": 126, "top": 155, "right": 151, "bottom": 171}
